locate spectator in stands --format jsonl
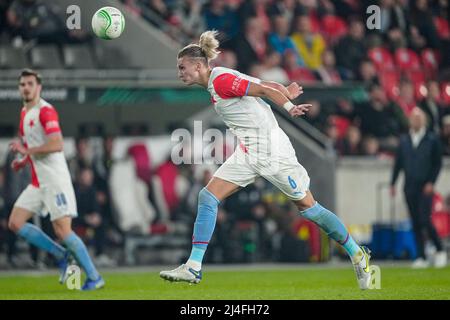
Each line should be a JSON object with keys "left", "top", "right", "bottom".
{"left": 410, "top": 0, "right": 440, "bottom": 49}
{"left": 144, "top": 0, "right": 174, "bottom": 22}
{"left": 419, "top": 80, "right": 447, "bottom": 134}
{"left": 237, "top": 0, "right": 271, "bottom": 35}
{"left": 357, "top": 83, "right": 408, "bottom": 152}
{"left": 258, "top": 50, "right": 289, "bottom": 84}
{"left": 203, "top": 0, "right": 240, "bottom": 40}
{"left": 336, "top": 125, "right": 363, "bottom": 156}
{"left": 334, "top": 19, "right": 367, "bottom": 80}
{"left": 291, "top": 14, "right": 326, "bottom": 70}
{"left": 223, "top": 182, "right": 269, "bottom": 263}
{"left": 357, "top": 59, "right": 379, "bottom": 86}
{"left": 93, "top": 135, "right": 122, "bottom": 245}
{"left": 68, "top": 136, "right": 92, "bottom": 181}
{"left": 0, "top": 0, "right": 13, "bottom": 36}
{"left": 441, "top": 115, "right": 450, "bottom": 155}
{"left": 335, "top": 98, "right": 358, "bottom": 123}
{"left": 173, "top": 0, "right": 206, "bottom": 41}
{"left": 315, "top": 49, "right": 342, "bottom": 85}
{"left": 7, "top": 0, "right": 90, "bottom": 44}
{"left": 378, "top": 0, "right": 410, "bottom": 36}
{"left": 303, "top": 99, "right": 329, "bottom": 133}
{"left": 267, "top": 0, "right": 299, "bottom": 26}
{"left": 268, "top": 15, "right": 303, "bottom": 65}
{"left": 282, "top": 49, "right": 318, "bottom": 84}
{"left": 231, "top": 16, "right": 269, "bottom": 74}
{"left": 396, "top": 79, "right": 417, "bottom": 117}
{"left": 73, "top": 166, "right": 115, "bottom": 267}
{"left": 362, "top": 135, "right": 381, "bottom": 157}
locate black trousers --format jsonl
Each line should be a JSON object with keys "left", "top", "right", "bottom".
{"left": 404, "top": 185, "right": 443, "bottom": 259}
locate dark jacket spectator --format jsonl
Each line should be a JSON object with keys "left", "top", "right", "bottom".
{"left": 334, "top": 19, "right": 367, "bottom": 80}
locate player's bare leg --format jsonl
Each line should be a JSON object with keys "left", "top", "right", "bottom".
{"left": 9, "top": 206, "right": 70, "bottom": 283}
{"left": 160, "top": 177, "right": 240, "bottom": 283}
{"left": 53, "top": 216, "right": 105, "bottom": 291}
{"left": 293, "top": 190, "right": 372, "bottom": 290}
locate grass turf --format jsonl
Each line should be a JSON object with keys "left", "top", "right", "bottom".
{"left": 0, "top": 265, "right": 449, "bottom": 300}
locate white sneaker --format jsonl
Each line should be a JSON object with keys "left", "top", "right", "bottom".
{"left": 352, "top": 246, "right": 372, "bottom": 290}
{"left": 160, "top": 264, "right": 202, "bottom": 284}
{"left": 411, "top": 258, "right": 430, "bottom": 269}
{"left": 433, "top": 251, "right": 447, "bottom": 268}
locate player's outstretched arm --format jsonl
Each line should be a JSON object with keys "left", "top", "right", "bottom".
{"left": 9, "top": 133, "right": 63, "bottom": 156}
{"left": 246, "top": 82, "right": 311, "bottom": 118}
{"left": 261, "top": 81, "right": 303, "bottom": 100}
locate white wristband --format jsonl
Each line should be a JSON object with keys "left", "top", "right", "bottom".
{"left": 283, "top": 101, "right": 295, "bottom": 112}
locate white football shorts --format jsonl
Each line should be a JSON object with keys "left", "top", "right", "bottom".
{"left": 14, "top": 184, "right": 78, "bottom": 221}
{"left": 213, "top": 145, "right": 311, "bottom": 200}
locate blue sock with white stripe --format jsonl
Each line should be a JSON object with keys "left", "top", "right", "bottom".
{"left": 186, "top": 188, "right": 220, "bottom": 271}
{"left": 17, "top": 223, "right": 66, "bottom": 261}
{"left": 300, "top": 202, "right": 361, "bottom": 260}
{"left": 63, "top": 232, "right": 100, "bottom": 281}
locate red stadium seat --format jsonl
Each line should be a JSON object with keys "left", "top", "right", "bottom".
{"left": 421, "top": 49, "right": 440, "bottom": 80}
{"left": 406, "top": 69, "right": 426, "bottom": 100}
{"left": 321, "top": 15, "right": 348, "bottom": 45}
{"left": 329, "top": 115, "right": 350, "bottom": 139}
{"left": 379, "top": 69, "right": 400, "bottom": 99}
{"left": 434, "top": 17, "right": 450, "bottom": 40}
{"left": 441, "top": 82, "right": 450, "bottom": 105}
{"left": 394, "top": 48, "right": 421, "bottom": 71}
{"left": 368, "top": 47, "right": 395, "bottom": 71}
{"left": 431, "top": 193, "right": 450, "bottom": 238}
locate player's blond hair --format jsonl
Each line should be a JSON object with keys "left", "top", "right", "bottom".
{"left": 178, "top": 30, "right": 220, "bottom": 63}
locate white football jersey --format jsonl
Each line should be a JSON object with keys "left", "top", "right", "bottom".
{"left": 207, "top": 67, "right": 295, "bottom": 160}
{"left": 19, "top": 99, "right": 72, "bottom": 188}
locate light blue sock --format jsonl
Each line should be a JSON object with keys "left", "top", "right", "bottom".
{"left": 300, "top": 202, "right": 361, "bottom": 259}
{"left": 187, "top": 188, "right": 220, "bottom": 270}
{"left": 17, "top": 223, "right": 66, "bottom": 261}
{"left": 63, "top": 232, "right": 99, "bottom": 281}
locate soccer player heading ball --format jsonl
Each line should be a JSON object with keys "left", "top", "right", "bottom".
{"left": 160, "top": 30, "right": 372, "bottom": 289}
{"left": 8, "top": 69, "right": 104, "bottom": 291}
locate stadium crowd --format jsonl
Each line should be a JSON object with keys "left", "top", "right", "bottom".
{"left": 120, "top": 0, "right": 450, "bottom": 157}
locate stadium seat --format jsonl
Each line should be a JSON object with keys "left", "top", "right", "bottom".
{"left": 441, "top": 82, "right": 450, "bottom": 105}
{"left": 367, "top": 47, "right": 395, "bottom": 71}
{"left": 329, "top": 115, "right": 350, "bottom": 139}
{"left": 394, "top": 48, "right": 421, "bottom": 72}
{"left": 30, "top": 45, "right": 63, "bottom": 69}
{"left": 0, "top": 47, "right": 28, "bottom": 69}
{"left": 379, "top": 69, "right": 400, "bottom": 99}
{"left": 63, "top": 44, "right": 96, "bottom": 69}
{"left": 434, "top": 17, "right": 450, "bottom": 39}
{"left": 320, "top": 15, "right": 348, "bottom": 45}
{"left": 421, "top": 49, "right": 439, "bottom": 80}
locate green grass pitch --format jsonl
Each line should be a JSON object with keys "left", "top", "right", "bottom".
{"left": 1, "top": 265, "right": 450, "bottom": 300}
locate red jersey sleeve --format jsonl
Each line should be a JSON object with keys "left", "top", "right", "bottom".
{"left": 39, "top": 106, "right": 61, "bottom": 135}
{"left": 212, "top": 73, "right": 251, "bottom": 99}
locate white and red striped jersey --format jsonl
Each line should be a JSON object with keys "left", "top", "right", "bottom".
{"left": 207, "top": 67, "right": 295, "bottom": 159}
{"left": 19, "top": 99, "right": 72, "bottom": 188}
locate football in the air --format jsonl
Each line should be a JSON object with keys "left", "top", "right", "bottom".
{"left": 92, "top": 6, "right": 125, "bottom": 40}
